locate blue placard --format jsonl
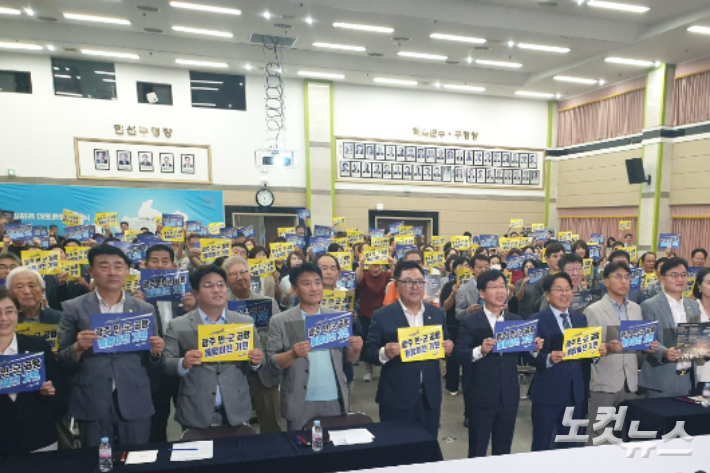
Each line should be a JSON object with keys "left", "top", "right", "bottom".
{"left": 250, "top": 277, "right": 262, "bottom": 295}
{"left": 561, "top": 242, "right": 572, "bottom": 253}
{"left": 162, "top": 213, "right": 184, "bottom": 228}
{"left": 140, "top": 269, "right": 189, "bottom": 302}
{"left": 297, "top": 208, "right": 310, "bottom": 220}
{"left": 63, "top": 225, "right": 93, "bottom": 242}
{"left": 506, "top": 255, "right": 526, "bottom": 271}
{"left": 492, "top": 319, "right": 538, "bottom": 353}
{"left": 219, "top": 227, "right": 241, "bottom": 239}
{"left": 389, "top": 221, "right": 405, "bottom": 236}
{"left": 414, "top": 226, "right": 423, "bottom": 237}
{"left": 227, "top": 299, "right": 273, "bottom": 329}
{"left": 479, "top": 235, "right": 499, "bottom": 248}
{"left": 630, "top": 268, "right": 644, "bottom": 290}
{"left": 337, "top": 271, "right": 357, "bottom": 290}
{"left": 527, "top": 268, "right": 550, "bottom": 284}
{"left": 5, "top": 223, "right": 34, "bottom": 242}
{"left": 589, "top": 244, "right": 602, "bottom": 262}
{"left": 590, "top": 233, "right": 605, "bottom": 245}
{"left": 286, "top": 234, "right": 306, "bottom": 249}
{"left": 369, "top": 229, "right": 385, "bottom": 238}
{"left": 619, "top": 320, "right": 658, "bottom": 350}
{"left": 658, "top": 233, "right": 681, "bottom": 249}
{"left": 107, "top": 241, "right": 145, "bottom": 264}
{"left": 199, "top": 226, "right": 210, "bottom": 237}
{"left": 0, "top": 278, "right": 5, "bottom": 289}
{"left": 32, "top": 225, "right": 49, "bottom": 238}
{"left": 91, "top": 312, "right": 153, "bottom": 353}
{"left": 136, "top": 233, "right": 163, "bottom": 244}
{"left": 305, "top": 311, "right": 353, "bottom": 350}
{"left": 239, "top": 225, "right": 255, "bottom": 238}
{"left": 310, "top": 237, "right": 332, "bottom": 255}
{"left": 0, "top": 352, "right": 46, "bottom": 395}
{"left": 314, "top": 225, "right": 334, "bottom": 238}
{"left": 186, "top": 220, "right": 202, "bottom": 233}
{"left": 395, "top": 244, "right": 416, "bottom": 260}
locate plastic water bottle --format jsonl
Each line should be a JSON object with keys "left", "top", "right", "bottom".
{"left": 702, "top": 383, "right": 710, "bottom": 408}
{"left": 312, "top": 420, "right": 323, "bottom": 452}
{"left": 99, "top": 437, "right": 112, "bottom": 472}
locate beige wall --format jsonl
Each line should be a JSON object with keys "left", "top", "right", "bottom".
{"left": 556, "top": 148, "right": 642, "bottom": 209}
{"left": 335, "top": 190, "right": 544, "bottom": 238}
{"left": 222, "top": 188, "right": 307, "bottom": 208}
{"left": 670, "top": 138, "right": 710, "bottom": 205}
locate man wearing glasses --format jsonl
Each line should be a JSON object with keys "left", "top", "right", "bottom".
{"left": 363, "top": 260, "right": 454, "bottom": 437}
{"left": 539, "top": 254, "right": 591, "bottom": 312}
{"left": 639, "top": 257, "right": 701, "bottom": 398}
{"left": 584, "top": 262, "right": 658, "bottom": 443}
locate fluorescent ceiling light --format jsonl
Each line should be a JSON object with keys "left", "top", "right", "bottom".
{"left": 442, "top": 84, "right": 486, "bottom": 92}
{"left": 46, "top": 44, "right": 55, "bottom": 51}
{"left": 172, "top": 25, "right": 233, "bottom": 38}
{"left": 430, "top": 33, "right": 486, "bottom": 44}
{"left": 0, "top": 7, "right": 21, "bottom": 15}
{"left": 373, "top": 77, "right": 417, "bottom": 86}
{"left": 94, "top": 71, "right": 115, "bottom": 75}
{"left": 262, "top": 11, "right": 271, "bottom": 19}
{"left": 605, "top": 56, "right": 655, "bottom": 67}
{"left": 297, "top": 71, "right": 345, "bottom": 79}
{"left": 191, "top": 86, "right": 219, "bottom": 90}
{"left": 554, "top": 75, "right": 598, "bottom": 84}
{"left": 515, "top": 91, "right": 556, "bottom": 98}
{"left": 63, "top": 13, "right": 131, "bottom": 25}
{"left": 82, "top": 49, "right": 139, "bottom": 59}
{"left": 313, "top": 42, "right": 366, "bottom": 52}
{"left": 0, "top": 41, "right": 43, "bottom": 50}
{"left": 190, "top": 79, "right": 223, "bottom": 84}
{"left": 333, "top": 22, "right": 393, "bottom": 33}
{"left": 54, "top": 74, "right": 72, "bottom": 79}
{"left": 587, "top": 1, "right": 649, "bottom": 13}
{"left": 103, "top": 78, "right": 116, "bottom": 83}
{"left": 476, "top": 59, "right": 522, "bottom": 68}
{"left": 688, "top": 25, "right": 710, "bottom": 35}
{"left": 517, "top": 43, "right": 570, "bottom": 53}
{"left": 305, "top": 17, "right": 314, "bottom": 25}
{"left": 193, "top": 102, "right": 216, "bottom": 107}
{"left": 176, "top": 58, "right": 228, "bottom": 68}
{"left": 56, "top": 91, "right": 84, "bottom": 97}
{"left": 23, "top": 7, "right": 34, "bottom": 16}
{"left": 169, "top": 2, "right": 241, "bottom": 15}
{"left": 398, "top": 51, "right": 448, "bottom": 61}
{"left": 244, "top": 64, "right": 253, "bottom": 70}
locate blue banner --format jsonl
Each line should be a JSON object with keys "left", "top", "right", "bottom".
{"left": 527, "top": 268, "right": 550, "bottom": 285}
{"left": 414, "top": 226, "right": 423, "bottom": 237}
{"left": 32, "top": 226, "right": 49, "bottom": 238}
{"left": 5, "top": 223, "right": 33, "bottom": 242}
{"left": 336, "top": 271, "right": 357, "bottom": 290}
{"left": 92, "top": 312, "right": 153, "bottom": 353}
{"left": 297, "top": 208, "right": 310, "bottom": 220}
{"left": 506, "top": 255, "right": 526, "bottom": 271}
{"left": 619, "top": 320, "right": 658, "bottom": 350}
{"left": 305, "top": 311, "right": 353, "bottom": 350}
{"left": 140, "top": 269, "right": 189, "bottom": 302}
{"left": 63, "top": 225, "right": 94, "bottom": 242}
{"left": 107, "top": 241, "right": 145, "bottom": 264}
{"left": 186, "top": 220, "right": 202, "bottom": 233}
{"left": 219, "top": 227, "right": 241, "bottom": 239}
{"left": 479, "top": 235, "right": 499, "bottom": 248}
{"left": 310, "top": 237, "right": 332, "bottom": 255}
{"left": 630, "top": 268, "right": 644, "bottom": 290}
{"left": 590, "top": 233, "right": 605, "bottom": 245}
{"left": 369, "top": 228, "right": 385, "bottom": 238}
{"left": 389, "top": 221, "right": 405, "bottom": 236}
{"left": 0, "top": 352, "right": 46, "bottom": 395}
{"left": 314, "top": 225, "right": 334, "bottom": 238}
{"left": 239, "top": 225, "right": 255, "bottom": 238}
{"left": 658, "top": 233, "right": 681, "bottom": 249}
{"left": 162, "top": 213, "right": 184, "bottom": 228}
{"left": 492, "top": 319, "right": 538, "bottom": 353}
{"left": 286, "top": 234, "right": 306, "bottom": 249}
{"left": 589, "top": 244, "right": 602, "bottom": 261}
{"left": 227, "top": 299, "right": 273, "bottom": 329}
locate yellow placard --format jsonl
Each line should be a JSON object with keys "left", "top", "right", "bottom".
{"left": 199, "top": 238, "right": 231, "bottom": 263}
{"left": 423, "top": 251, "right": 444, "bottom": 269}
{"left": 451, "top": 236, "right": 470, "bottom": 251}
{"left": 249, "top": 258, "right": 275, "bottom": 277}
{"left": 559, "top": 232, "right": 573, "bottom": 242}
{"left": 321, "top": 290, "right": 355, "bottom": 312}
{"left": 22, "top": 250, "right": 61, "bottom": 275}
{"left": 431, "top": 236, "right": 446, "bottom": 248}
{"left": 582, "top": 258, "right": 593, "bottom": 276}
{"left": 62, "top": 208, "right": 84, "bottom": 226}
{"left": 619, "top": 221, "right": 632, "bottom": 230}
{"left": 65, "top": 246, "right": 90, "bottom": 265}
{"left": 162, "top": 227, "right": 184, "bottom": 242}
{"left": 517, "top": 237, "right": 530, "bottom": 248}
{"left": 571, "top": 234, "right": 580, "bottom": 241}
{"left": 532, "top": 224, "right": 544, "bottom": 232}
{"left": 510, "top": 219, "right": 524, "bottom": 228}
{"left": 332, "top": 237, "right": 348, "bottom": 249}
{"left": 198, "top": 323, "right": 254, "bottom": 362}
{"left": 399, "top": 226, "right": 414, "bottom": 237}
{"left": 208, "top": 222, "right": 225, "bottom": 235}
{"left": 364, "top": 248, "right": 389, "bottom": 265}
{"left": 124, "top": 273, "right": 141, "bottom": 295}
{"left": 154, "top": 216, "right": 162, "bottom": 224}
{"left": 329, "top": 252, "right": 353, "bottom": 271}
{"left": 398, "top": 325, "right": 444, "bottom": 362}
{"left": 623, "top": 246, "right": 638, "bottom": 262}
{"left": 563, "top": 326, "right": 602, "bottom": 360}
{"left": 347, "top": 229, "right": 366, "bottom": 245}
{"left": 371, "top": 236, "right": 389, "bottom": 248}
{"left": 394, "top": 235, "right": 415, "bottom": 246}
{"left": 499, "top": 237, "right": 514, "bottom": 251}
{"left": 270, "top": 242, "right": 295, "bottom": 261}
{"left": 333, "top": 217, "right": 346, "bottom": 230}
{"left": 457, "top": 267, "right": 473, "bottom": 285}
{"left": 16, "top": 323, "right": 59, "bottom": 352}
{"left": 643, "top": 272, "right": 658, "bottom": 290}
{"left": 94, "top": 212, "right": 118, "bottom": 226}
{"left": 278, "top": 227, "right": 296, "bottom": 237}
{"left": 60, "top": 260, "right": 82, "bottom": 281}
{"left": 122, "top": 229, "right": 140, "bottom": 242}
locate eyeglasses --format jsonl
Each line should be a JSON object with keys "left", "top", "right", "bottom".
{"left": 551, "top": 287, "right": 573, "bottom": 294}
{"left": 0, "top": 307, "right": 17, "bottom": 316}
{"left": 0, "top": 264, "right": 19, "bottom": 272}
{"left": 485, "top": 285, "right": 508, "bottom": 291}
{"left": 227, "top": 270, "right": 250, "bottom": 277}
{"left": 664, "top": 272, "right": 688, "bottom": 280}
{"left": 397, "top": 279, "right": 426, "bottom": 288}
{"left": 564, "top": 266, "right": 583, "bottom": 274}
{"left": 201, "top": 281, "right": 227, "bottom": 289}
{"left": 609, "top": 274, "right": 631, "bottom": 281}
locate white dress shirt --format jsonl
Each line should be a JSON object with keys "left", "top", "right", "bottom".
{"left": 472, "top": 307, "right": 504, "bottom": 362}
{"left": 664, "top": 291, "right": 692, "bottom": 371}
{"left": 1, "top": 333, "right": 19, "bottom": 401}
{"left": 379, "top": 299, "right": 424, "bottom": 365}
{"left": 96, "top": 290, "right": 125, "bottom": 390}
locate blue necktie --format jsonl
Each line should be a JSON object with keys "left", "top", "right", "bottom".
{"left": 561, "top": 313, "right": 571, "bottom": 329}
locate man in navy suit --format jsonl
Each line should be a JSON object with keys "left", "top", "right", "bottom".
{"left": 529, "top": 272, "right": 607, "bottom": 451}
{"left": 362, "top": 260, "right": 454, "bottom": 438}
{"left": 455, "top": 270, "right": 544, "bottom": 457}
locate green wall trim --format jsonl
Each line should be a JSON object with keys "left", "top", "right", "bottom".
{"left": 651, "top": 64, "right": 668, "bottom": 250}
{"left": 330, "top": 82, "right": 336, "bottom": 218}
{"left": 303, "top": 80, "right": 312, "bottom": 213}
{"left": 544, "top": 160, "right": 551, "bottom": 227}
{"left": 547, "top": 101, "right": 554, "bottom": 148}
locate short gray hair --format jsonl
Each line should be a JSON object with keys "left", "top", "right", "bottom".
{"left": 6, "top": 266, "right": 45, "bottom": 290}
{"left": 222, "top": 256, "right": 249, "bottom": 272}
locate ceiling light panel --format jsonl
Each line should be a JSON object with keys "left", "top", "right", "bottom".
{"left": 175, "top": 58, "right": 228, "bottom": 68}
{"left": 430, "top": 33, "right": 486, "bottom": 44}
{"left": 587, "top": 1, "right": 649, "bottom": 13}
{"left": 373, "top": 77, "right": 417, "bottom": 86}
{"left": 517, "top": 43, "right": 570, "bottom": 53}
{"left": 297, "top": 71, "right": 345, "bottom": 79}
{"left": 313, "top": 42, "right": 366, "bottom": 52}
{"left": 172, "top": 26, "right": 233, "bottom": 38}
{"left": 688, "top": 26, "right": 710, "bottom": 35}
{"left": 333, "top": 22, "right": 393, "bottom": 33}
{"left": 398, "top": 51, "right": 447, "bottom": 61}
{"left": 169, "top": 2, "right": 241, "bottom": 15}
{"left": 515, "top": 91, "right": 556, "bottom": 98}
{"left": 0, "top": 41, "right": 43, "bottom": 50}
{"left": 82, "top": 49, "right": 139, "bottom": 59}
{"left": 0, "top": 7, "right": 21, "bottom": 15}
{"left": 63, "top": 13, "right": 131, "bottom": 25}
{"left": 605, "top": 57, "right": 655, "bottom": 66}
{"left": 442, "top": 84, "right": 486, "bottom": 92}
{"left": 476, "top": 59, "right": 523, "bottom": 68}
{"left": 554, "top": 75, "right": 598, "bottom": 84}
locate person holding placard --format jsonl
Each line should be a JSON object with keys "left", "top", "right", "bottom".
{"left": 248, "top": 246, "right": 282, "bottom": 303}
{"left": 356, "top": 251, "right": 391, "bottom": 383}
{"left": 362, "top": 260, "right": 453, "bottom": 438}
{"left": 224, "top": 256, "right": 282, "bottom": 434}
{"left": 531, "top": 243, "right": 565, "bottom": 313}
{"left": 455, "top": 254, "right": 490, "bottom": 321}
{"left": 455, "top": 270, "right": 544, "bottom": 458}
{"left": 584, "top": 262, "right": 658, "bottom": 444}
{"left": 267, "top": 263, "right": 362, "bottom": 430}
{"left": 0, "top": 288, "right": 61, "bottom": 455}
{"left": 163, "top": 264, "right": 264, "bottom": 430}
{"left": 529, "top": 273, "right": 607, "bottom": 451}
{"left": 57, "top": 245, "right": 164, "bottom": 447}
{"left": 6, "top": 267, "right": 62, "bottom": 324}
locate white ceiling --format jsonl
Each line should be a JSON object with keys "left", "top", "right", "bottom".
{"left": 1, "top": 0, "right": 710, "bottom": 100}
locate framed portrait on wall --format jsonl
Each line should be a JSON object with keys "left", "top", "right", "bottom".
{"left": 355, "top": 143, "right": 365, "bottom": 159}
{"left": 385, "top": 145, "right": 395, "bottom": 161}
{"left": 365, "top": 144, "right": 375, "bottom": 160}
{"left": 436, "top": 149, "right": 445, "bottom": 164}
{"left": 445, "top": 149, "right": 455, "bottom": 165}
{"left": 486, "top": 169, "right": 495, "bottom": 183}
{"left": 159, "top": 153, "right": 174, "bottom": 173}
{"left": 511, "top": 153, "right": 520, "bottom": 167}
{"left": 520, "top": 153, "right": 529, "bottom": 168}
{"left": 375, "top": 144, "right": 385, "bottom": 160}
{"left": 403, "top": 164, "right": 413, "bottom": 179}
{"left": 344, "top": 142, "right": 354, "bottom": 159}
{"left": 396, "top": 146, "right": 405, "bottom": 161}
{"left": 502, "top": 152, "right": 511, "bottom": 167}
{"left": 392, "top": 164, "right": 403, "bottom": 179}
{"left": 454, "top": 166, "right": 464, "bottom": 183}
{"left": 455, "top": 149, "right": 464, "bottom": 165}
{"left": 433, "top": 165, "right": 442, "bottom": 181}
{"left": 422, "top": 165, "right": 432, "bottom": 181}
{"left": 495, "top": 169, "right": 504, "bottom": 184}
{"left": 493, "top": 152, "right": 502, "bottom": 167}
{"left": 406, "top": 146, "right": 416, "bottom": 162}
{"left": 117, "top": 150, "right": 131, "bottom": 171}
{"left": 383, "top": 163, "right": 392, "bottom": 179}
{"left": 94, "top": 149, "right": 110, "bottom": 170}
{"left": 138, "top": 151, "right": 153, "bottom": 172}
{"left": 442, "top": 166, "right": 452, "bottom": 182}
{"left": 531, "top": 170, "right": 540, "bottom": 185}
{"left": 351, "top": 161, "right": 361, "bottom": 178}
{"left": 503, "top": 169, "right": 513, "bottom": 185}
{"left": 416, "top": 148, "right": 426, "bottom": 163}
{"left": 413, "top": 165, "right": 423, "bottom": 181}
{"left": 426, "top": 148, "right": 436, "bottom": 163}
{"left": 361, "top": 161, "right": 372, "bottom": 178}
{"left": 529, "top": 153, "right": 538, "bottom": 168}
{"left": 477, "top": 168, "right": 485, "bottom": 183}
{"left": 522, "top": 170, "right": 530, "bottom": 185}
{"left": 467, "top": 167, "right": 476, "bottom": 183}
{"left": 340, "top": 161, "right": 351, "bottom": 177}
{"left": 372, "top": 162, "right": 382, "bottom": 179}
{"left": 181, "top": 154, "right": 195, "bottom": 174}
{"left": 474, "top": 151, "right": 483, "bottom": 166}
{"left": 465, "top": 150, "right": 474, "bottom": 166}
{"left": 484, "top": 152, "right": 492, "bottom": 166}
{"left": 513, "top": 169, "right": 522, "bottom": 185}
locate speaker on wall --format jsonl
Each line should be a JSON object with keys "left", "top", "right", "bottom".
{"left": 625, "top": 158, "right": 651, "bottom": 185}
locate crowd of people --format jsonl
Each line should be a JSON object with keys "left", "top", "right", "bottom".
{"left": 1, "top": 219, "right": 708, "bottom": 460}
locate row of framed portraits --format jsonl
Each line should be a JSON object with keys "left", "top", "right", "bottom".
{"left": 342, "top": 141, "right": 539, "bottom": 169}
{"left": 94, "top": 149, "right": 196, "bottom": 174}
{"left": 340, "top": 162, "right": 541, "bottom": 186}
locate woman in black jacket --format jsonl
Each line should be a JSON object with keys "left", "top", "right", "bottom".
{"left": 0, "top": 287, "right": 60, "bottom": 455}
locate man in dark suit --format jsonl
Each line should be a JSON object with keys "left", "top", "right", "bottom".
{"left": 529, "top": 272, "right": 606, "bottom": 451}
{"left": 57, "top": 245, "right": 165, "bottom": 447}
{"left": 362, "top": 260, "right": 454, "bottom": 438}
{"left": 455, "top": 270, "right": 544, "bottom": 457}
